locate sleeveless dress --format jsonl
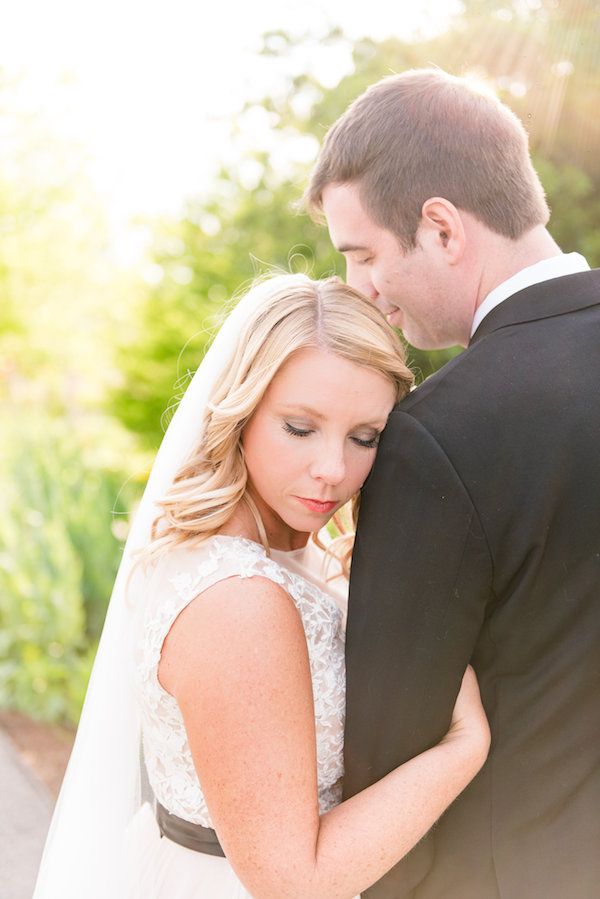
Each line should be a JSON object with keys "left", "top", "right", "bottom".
{"left": 126, "top": 534, "right": 350, "bottom": 898}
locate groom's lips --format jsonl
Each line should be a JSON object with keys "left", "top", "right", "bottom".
{"left": 386, "top": 307, "right": 403, "bottom": 327}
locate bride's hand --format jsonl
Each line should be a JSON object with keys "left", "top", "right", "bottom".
{"left": 441, "top": 666, "right": 490, "bottom": 772}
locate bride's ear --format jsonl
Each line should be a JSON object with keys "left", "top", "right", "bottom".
{"left": 419, "top": 198, "right": 466, "bottom": 265}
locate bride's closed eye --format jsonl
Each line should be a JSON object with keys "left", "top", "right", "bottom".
{"left": 283, "top": 421, "right": 313, "bottom": 438}
{"left": 282, "top": 421, "right": 381, "bottom": 450}
{"left": 351, "top": 433, "right": 381, "bottom": 449}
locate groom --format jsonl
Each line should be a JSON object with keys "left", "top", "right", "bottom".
{"left": 306, "top": 69, "right": 600, "bottom": 897}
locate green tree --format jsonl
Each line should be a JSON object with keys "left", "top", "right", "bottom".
{"left": 111, "top": 173, "right": 342, "bottom": 451}
{"left": 0, "top": 73, "right": 143, "bottom": 723}
{"left": 112, "top": 6, "right": 600, "bottom": 448}
{"left": 0, "top": 409, "right": 135, "bottom": 724}
{"left": 0, "top": 70, "right": 134, "bottom": 413}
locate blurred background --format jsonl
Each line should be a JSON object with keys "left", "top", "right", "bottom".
{"left": 1, "top": 0, "right": 599, "bottom": 749}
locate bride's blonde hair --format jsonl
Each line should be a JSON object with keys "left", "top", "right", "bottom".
{"left": 149, "top": 273, "right": 413, "bottom": 575}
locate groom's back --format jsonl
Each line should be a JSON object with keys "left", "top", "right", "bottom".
{"left": 417, "top": 275, "right": 600, "bottom": 898}
{"left": 348, "top": 271, "right": 600, "bottom": 899}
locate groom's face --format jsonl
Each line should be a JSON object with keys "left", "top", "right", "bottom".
{"left": 322, "top": 182, "right": 463, "bottom": 350}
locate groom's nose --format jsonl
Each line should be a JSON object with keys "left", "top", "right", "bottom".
{"left": 346, "top": 262, "right": 378, "bottom": 303}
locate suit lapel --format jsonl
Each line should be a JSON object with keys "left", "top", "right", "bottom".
{"left": 469, "top": 269, "right": 600, "bottom": 346}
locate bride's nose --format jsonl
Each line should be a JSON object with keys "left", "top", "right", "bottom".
{"left": 309, "top": 445, "right": 347, "bottom": 486}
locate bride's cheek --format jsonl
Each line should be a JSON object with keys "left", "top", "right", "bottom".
{"left": 360, "top": 453, "right": 378, "bottom": 485}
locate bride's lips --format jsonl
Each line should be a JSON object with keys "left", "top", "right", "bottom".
{"left": 294, "top": 496, "right": 338, "bottom": 514}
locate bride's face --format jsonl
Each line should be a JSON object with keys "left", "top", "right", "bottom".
{"left": 241, "top": 346, "right": 396, "bottom": 550}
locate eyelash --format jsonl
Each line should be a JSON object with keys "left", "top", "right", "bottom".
{"left": 282, "top": 422, "right": 380, "bottom": 450}
{"left": 354, "top": 435, "right": 380, "bottom": 449}
{"left": 283, "top": 422, "right": 312, "bottom": 438}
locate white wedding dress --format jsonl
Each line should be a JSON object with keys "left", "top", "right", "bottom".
{"left": 125, "top": 534, "right": 350, "bottom": 898}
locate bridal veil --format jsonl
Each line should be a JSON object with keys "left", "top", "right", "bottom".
{"left": 32, "top": 276, "right": 302, "bottom": 898}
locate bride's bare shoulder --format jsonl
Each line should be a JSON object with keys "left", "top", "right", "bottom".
{"left": 159, "top": 569, "right": 300, "bottom": 696}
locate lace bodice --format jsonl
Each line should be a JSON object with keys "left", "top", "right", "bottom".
{"left": 134, "top": 535, "right": 346, "bottom": 827}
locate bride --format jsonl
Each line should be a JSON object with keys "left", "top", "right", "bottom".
{"left": 33, "top": 273, "right": 489, "bottom": 898}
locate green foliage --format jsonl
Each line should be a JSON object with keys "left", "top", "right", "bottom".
{"left": 536, "top": 158, "right": 600, "bottom": 266}
{"left": 109, "top": 32, "right": 423, "bottom": 448}
{"left": 110, "top": 176, "right": 343, "bottom": 450}
{"left": 0, "top": 75, "right": 134, "bottom": 414}
{"left": 112, "top": 7, "right": 600, "bottom": 451}
{"left": 0, "top": 409, "right": 134, "bottom": 724}
{"left": 4, "top": 4, "right": 600, "bottom": 728}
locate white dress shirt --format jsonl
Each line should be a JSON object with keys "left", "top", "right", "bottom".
{"left": 470, "top": 252, "right": 590, "bottom": 337}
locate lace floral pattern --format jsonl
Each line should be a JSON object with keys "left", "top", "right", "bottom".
{"left": 134, "top": 536, "right": 346, "bottom": 827}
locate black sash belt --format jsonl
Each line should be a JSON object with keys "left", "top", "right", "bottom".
{"left": 156, "top": 802, "right": 225, "bottom": 857}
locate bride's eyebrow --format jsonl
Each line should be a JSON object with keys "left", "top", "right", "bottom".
{"left": 281, "top": 405, "right": 386, "bottom": 430}
{"left": 280, "top": 404, "right": 326, "bottom": 420}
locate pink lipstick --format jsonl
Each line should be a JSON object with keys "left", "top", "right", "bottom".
{"left": 295, "top": 497, "right": 338, "bottom": 514}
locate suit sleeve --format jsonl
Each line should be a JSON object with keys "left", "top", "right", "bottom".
{"left": 343, "top": 410, "right": 493, "bottom": 799}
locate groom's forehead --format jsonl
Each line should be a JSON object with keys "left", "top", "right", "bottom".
{"left": 322, "top": 183, "right": 380, "bottom": 245}
{"left": 322, "top": 182, "right": 364, "bottom": 218}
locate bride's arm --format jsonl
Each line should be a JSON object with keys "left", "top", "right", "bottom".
{"left": 161, "top": 575, "right": 489, "bottom": 899}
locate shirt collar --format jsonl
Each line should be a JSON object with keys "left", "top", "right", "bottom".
{"left": 470, "top": 252, "right": 590, "bottom": 337}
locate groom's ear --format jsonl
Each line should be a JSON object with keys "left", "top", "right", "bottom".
{"left": 419, "top": 198, "right": 465, "bottom": 265}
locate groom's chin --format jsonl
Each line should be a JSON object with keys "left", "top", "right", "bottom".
{"left": 405, "top": 331, "right": 457, "bottom": 352}
{"left": 400, "top": 327, "right": 432, "bottom": 351}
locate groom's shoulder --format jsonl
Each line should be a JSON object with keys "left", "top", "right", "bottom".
{"left": 393, "top": 328, "right": 531, "bottom": 442}
{"left": 398, "top": 340, "right": 488, "bottom": 417}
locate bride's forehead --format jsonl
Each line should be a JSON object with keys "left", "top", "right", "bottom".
{"left": 263, "top": 348, "right": 395, "bottom": 413}
{"left": 269, "top": 347, "right": 364, "bottom": 386}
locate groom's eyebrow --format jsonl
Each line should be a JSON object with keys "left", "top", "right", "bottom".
{"left": 336, "top": 243, "right": 370, "bottom": 254}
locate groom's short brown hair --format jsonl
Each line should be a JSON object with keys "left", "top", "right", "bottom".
{"left": 305, "top": 68, "right": 549, "bottom": 250}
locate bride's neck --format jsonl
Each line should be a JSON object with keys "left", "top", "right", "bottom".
{"left": 218, "top": 500, "right": 309, "bottom": 553}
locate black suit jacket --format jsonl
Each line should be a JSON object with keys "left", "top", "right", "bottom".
{"left": 344, "top": 271, "right": 600, "bottom": 899}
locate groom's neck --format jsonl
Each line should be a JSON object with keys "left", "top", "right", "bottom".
{"left": 473, "top": 225, "right": 562, "bottom": 311}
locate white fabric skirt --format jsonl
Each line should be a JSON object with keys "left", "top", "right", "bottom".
{"left": 125, "top": 803, "right": 361, "bottom": 898}
{"left": 125, "top": 803, "right": 253, "bottom": 898}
